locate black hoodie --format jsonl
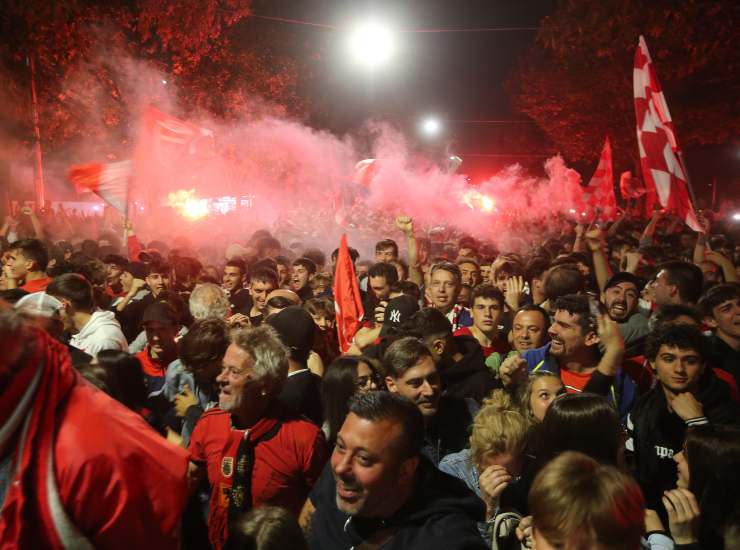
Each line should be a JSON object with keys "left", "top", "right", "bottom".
{"left": 437, "top": 334, "right": 500, "bottom": 404}
{"left": 627, "top": 369, "right": 739, "bottom": 512}
{"left": 309, "top": 457, "right": 487, "bottom": 550}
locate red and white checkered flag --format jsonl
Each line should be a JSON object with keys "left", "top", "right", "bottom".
{"left": 68, "top": 160, "right": 132, "bottom": 213}
{"left": 580, "top": 136, "right": 617, "bottom": 221}
{"left": 634, "top": 36, "right": 700, "bottom": 230}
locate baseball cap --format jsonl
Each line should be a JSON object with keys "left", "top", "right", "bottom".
{"left": 15, "top": 292, "right": 64, "bottom": 318}
{"left": 124, "top": 261, "right": 148, "bottom": 280}
{"left": 142, "top": 301, "right": 179, "bottom": 326}
{"left": 103, "top": 254, "right": 128, "bottom": 268}
{"left": 380, "top": 294, "right": 420, "bottom": 336}
{"left": 266, "top": 289, "right": 301, "bottom": 306}
{"left": 604, "top": 272, "right": 645, "bottom": 292}
{"left": 266, "top": 306, "right": 315, "bottom": 363}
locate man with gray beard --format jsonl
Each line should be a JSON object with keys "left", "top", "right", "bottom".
{"left": 188, "top": 325, "right": 327, "bottom": 550}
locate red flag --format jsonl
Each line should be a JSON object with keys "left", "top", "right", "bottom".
{"left": 619, "top": 170, "right": 646, "bottom": 200}
{"left": 351, "top": 159, "right": 377, "bottom": 187}
{"left": 141, "top": 106, "right": 214, "bottom": 166}
{"left": 580, "top": 137, "right": 617, "bottom": 221}
{"left": 634, "top": 36, "right": 700, "bottom": 230}
{"left": 333, "top": 235, "right": 364, "bottom": 353}
{"left": 68, "top": 160, "right": 132, "bottom": 213}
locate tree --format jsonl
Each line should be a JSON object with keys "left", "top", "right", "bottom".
{"left": 506, "top": 0, "right": 740, "bottom": 172}
{"left": 0, "top": 0, "right": 309, "bottom": 157}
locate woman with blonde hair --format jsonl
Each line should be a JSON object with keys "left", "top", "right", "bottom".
{"left": 439, "top": 389, "right": 530, "bottom": 544}
{"left": 516, "top": 370, "right": 564, "bottom": 424}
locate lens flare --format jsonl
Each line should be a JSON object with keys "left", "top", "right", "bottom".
{"left": 167, "top": 189, "right": 208, "bottom": 220}
{"left": 183, "top": 198, "right": 208, "bottom": 220}
{"left": 461, "top": 189, "right": 495, "bottom": 213}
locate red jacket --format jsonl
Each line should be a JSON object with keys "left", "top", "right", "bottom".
{"left": 189, "top": 405, "right": 328, "bottom": 550}
{"left": 0, "top": 330, "right": 189, "bottom": 549}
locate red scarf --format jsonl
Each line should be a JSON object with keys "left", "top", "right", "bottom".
{"left": 0, "top": 329, "right": 78, "bottom": 548}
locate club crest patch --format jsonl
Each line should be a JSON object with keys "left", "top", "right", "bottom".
{"left": 221, "top": 456, "right": 234, "bottom": 478}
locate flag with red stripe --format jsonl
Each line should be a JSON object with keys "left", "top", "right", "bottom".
{"left": 142, "top": 106, "right": 214, "bottom": 166}
{"left": 333, "top": 234, "right": 364, "bottom": 353}
{"left": 619, "top": 170, "right": 646, "bottom": 200}
{"left": 351, "top": 159, "right": 377, "bottom": 187}
{"left": 68, "top": 160, "right": 132, "bottom": 213}
{"left": 634, "top": 35, "right": 700, "bottom": 230}
{"left": 580, "top": 137, "right": 617, "bottom": 221}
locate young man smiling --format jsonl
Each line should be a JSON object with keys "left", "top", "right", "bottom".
{"left": 3, "top": 238, "right": 52, "bottom": 292}
{"left": 626, "top": 324, "right": 739, "bottom": 515}
{"left": 383, "top": 336, "right": 475, "bottom": 465}
{"left": 499, "top": 294, "right": 636, "bottom": 420}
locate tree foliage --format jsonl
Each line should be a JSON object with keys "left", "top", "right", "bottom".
{"left": 0, "top": 0, "right": 308, "bottom": 156}
{"left": 506, "top": 0, "right": 740, "bottom": 171}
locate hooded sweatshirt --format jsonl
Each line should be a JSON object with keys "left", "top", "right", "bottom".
{"left": 309, "top": 457, "right": 488, "bottom": 550}
{"left": 70, "top": 310, "right": 128, "bottom": 357}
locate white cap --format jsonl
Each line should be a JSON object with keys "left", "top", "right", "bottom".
{"left": 15, "top": 292, "right": 64, "bottom": 318}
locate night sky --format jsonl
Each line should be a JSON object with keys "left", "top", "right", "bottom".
{"left": 248, "top": 0, "right": 738, "bottom": 198}
{"left": 250, "top": 0, "right": 556, "bottom": 176}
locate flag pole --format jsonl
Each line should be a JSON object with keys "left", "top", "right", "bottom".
{"left": 27, "top": 54, "right": 45, "bottom": 209}
{"left": 677, "top": 151, "right": 700, "bottom": 211}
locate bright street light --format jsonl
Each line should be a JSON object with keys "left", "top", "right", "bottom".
{"left": 420, "top": 116, "right": 442, "bottom": 137}
{"left": 347, "top": 21, "right": 396, "bottom": 69}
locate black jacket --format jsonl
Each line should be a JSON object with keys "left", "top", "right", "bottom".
{"left": 708, "top": 334, "right": 740, "bottom": 389}
{"left": 423, "top": 395, "right": 476, "bottom": 466}
{"left": 438, "top": 335, "right": 500, "bottom": 404}
{"left": 627, "top": 370, "right": 739, "bottom": 511}
{"left": 308, "top": 457, "right": 487, "bottom": 550}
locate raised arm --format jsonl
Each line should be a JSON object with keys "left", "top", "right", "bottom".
{"left": 585, "top": 227, "right": 612, "bottom": 292}
{"left": 572, "top": 223, "right": 586, "bottom": 253}
{"left": 396, "top": 215, "right": 423, "bottom": 287}
{"left": 692, "top": 212, "right": 711, "bottom": 266}
{"left": 639, "top": 209, "right": 662, "bottom": 248}
{"left": 21, "top": 206, "right": 45, "bottom": 240}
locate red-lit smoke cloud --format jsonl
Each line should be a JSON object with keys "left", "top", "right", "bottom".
{"left": 36, "top": 49, "right": 588, "bottom": 258}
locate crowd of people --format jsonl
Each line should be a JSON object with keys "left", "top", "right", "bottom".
{"left": 1, "top": 201, "right": 740, "bottom": 549}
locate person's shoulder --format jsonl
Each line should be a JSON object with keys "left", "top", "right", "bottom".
{"left": 280, "top": 414, "right": 324, "bottom": 440}
{"left": 398, "top": 464, "right": 487, "bottom": 549}
{"left": 522, "top": 343, "right": 551, "bottom": 368}
{"left": 438, "top": 448, "right": 472, "bottom": 474}
{"left": 453, "top": 326, "right": 472, "bottom": 337}
{"left": 164, "top": 358, "right": 188, "bottom": 379}
{"left": 198, "top": 407, "right": 230, "bottom": 422}
{"left": 56, "top": 376, "right": 189, "bottom": 473}
{"left": 397, "top": 516, "right": 488, "bottom": 550}
{"left": 631, "top": 385, "right": 662, "bottom": 418}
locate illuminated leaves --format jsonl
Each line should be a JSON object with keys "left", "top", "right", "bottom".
{"left": 507, "top": 0, "right": 740, "bottom": 167}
